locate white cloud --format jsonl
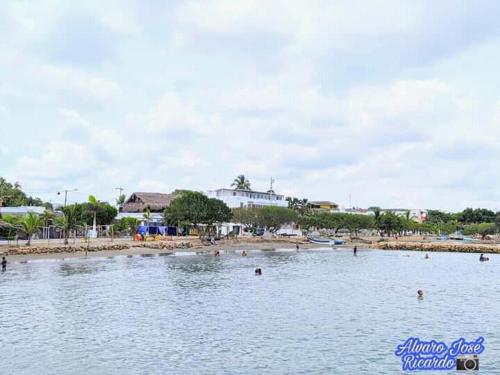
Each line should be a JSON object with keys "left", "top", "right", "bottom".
{"left": 3, "top": 1, "right": 500, "bottom": 211}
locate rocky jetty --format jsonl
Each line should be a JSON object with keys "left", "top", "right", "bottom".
{"left": 374, "top": 241, "right": 500, "bottom": 254}
{"left": 0, "top": 241, "right": 193, "bottom": 256}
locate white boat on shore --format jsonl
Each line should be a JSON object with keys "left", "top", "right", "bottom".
{"left": 308, "top": 236, "right": 344, "bottom": 245}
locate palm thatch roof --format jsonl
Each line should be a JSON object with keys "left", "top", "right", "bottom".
{"left": 121, "top": 192, "right": 175, "bottom": 213}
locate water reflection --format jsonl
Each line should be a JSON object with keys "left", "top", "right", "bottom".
{"left": 58, "top": 262, "right": 105, "bottom": 276}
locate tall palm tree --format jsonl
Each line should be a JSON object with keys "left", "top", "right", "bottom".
{"left": 143, "top": 208, "right": 152, "bottom": 235}
{"left": 41, "top": 208, "right": 54, "bottom": 240}
{"left": 88, "top": 195, "right": 101, "bottom": 238}
{"left": 59, "top": 205, "right": 80, "bottom": 245}
{"left": 19, "top": 212, "right": 41, "bottom": 246}
{"left": 116, "top": 194, "right": 126, "bottom": 210}
{"left": 231, "top": 175, "right": 251, "bottom": 190}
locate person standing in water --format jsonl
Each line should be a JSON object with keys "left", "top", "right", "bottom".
{"left": 296, "top": 243, "right": 299, "bottom": 252}
{"left": 417, "top": 290, "right": 424, "bottom": 299}
{"left": 353, "top": 246, "right": 357, "bottom": 256}
{"left": 1, "top": 256, "right": 6, "bottom": 271}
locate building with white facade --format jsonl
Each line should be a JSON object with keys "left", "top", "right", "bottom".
{"left": 206, "top": 188, "right": 288, "bottom": 209}
{"left": 380, "top": 208, "right": 428, "bottom": 223}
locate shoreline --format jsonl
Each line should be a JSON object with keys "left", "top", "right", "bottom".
{"left": 0, "top": 237, "right": 318, "bottom": 262}
{"left": 3, "top": 236, "right": 500, "bottom": 262}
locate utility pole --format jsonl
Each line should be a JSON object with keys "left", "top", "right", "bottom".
{"left": 115, "top": 187, "right": 124, "bottom": 198}
{"left": 58, "top": 189, "right": 78, "bottom": 207}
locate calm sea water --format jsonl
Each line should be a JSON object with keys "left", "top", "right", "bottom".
{"left": 0, "top": 248, "right": 498, "bottom": 374}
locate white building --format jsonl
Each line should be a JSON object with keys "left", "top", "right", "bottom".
{"left": 380, "top": 208, "right": 428, "bottom": 223}
{"left": 206, "top": 188, "right": 288, "bottom": 209}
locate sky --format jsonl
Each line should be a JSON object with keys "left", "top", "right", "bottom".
{"left": 1, "top": 0, "right": 500, "bottom": 211}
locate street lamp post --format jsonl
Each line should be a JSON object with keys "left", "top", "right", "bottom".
{"left": 58, "top": 189, "right": 78, "bottom": 207}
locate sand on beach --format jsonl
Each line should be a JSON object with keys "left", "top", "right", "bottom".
{"left": 0, "top": 236, "right": 324, "bottom": 262}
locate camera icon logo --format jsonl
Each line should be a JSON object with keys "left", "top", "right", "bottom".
{"left": 456, "top": 355, "right": 479, "bottom": 371}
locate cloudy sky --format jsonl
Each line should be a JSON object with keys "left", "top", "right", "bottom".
{"left": 1, "top": 0, "right": 500, "bottom": 210}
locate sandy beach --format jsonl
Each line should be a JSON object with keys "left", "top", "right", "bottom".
{"left": 3, "top": 235, "right": 500, "bottom": 262}
{"left": 0, "top": 236, "right": 322, "bottom": 262}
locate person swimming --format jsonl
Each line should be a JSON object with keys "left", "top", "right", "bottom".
{"left": 255, "top": 268, "right": 262, "bottom": 276}
{"left": 480, "top": 254, "right": 489, "bottom": 262}
{"left": 1, "top": 256, "right": 6, "bottom": 271}
{"left": 417, "top": 289, "right": 424, "bottom": 299}
{"left": 425, "top": 253, "right": 430, "bottom": 259}
{"left": 214, "top": 250, "right": 220, "bottom": 257}
{"left": 241, "top": 250, "right": 247, "bottom": 257}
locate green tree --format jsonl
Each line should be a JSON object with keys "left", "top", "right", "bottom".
{"left": 18, "top": 212, "right": 42, "bottom": 246}
{"left": 286, "top": 197, "right": 311, "bottom": 215}
{"left": 462, "top": 223, "right": 497, "bottom": 239}
{"left": 116, "top": 194, "right": 126, "bottom": 209}
{"left": 426, "top": 210, "right": 456, "bottom": 224}
{"left": 58, "top": 204, "right": 82, "bottom": 245}
{"left": 114, "top": 217, "right": 139, "bottom": 233}
{"left": 378, "top": 212, "right": 403, "bottom": 236}
{"left": 143, "top": 208, "right": 152, "bottom": 235}
{"left": 164, "top": 191, "right": 209, "bottom": 235}
{"left": 343, "top": 214, "right": 375, "bottom": 236}
{"left": 231, "top": 175, "right": 251, "bottom": 190}
{"left": 165, "top": 191, "right": 232, "bottom": 237}
{"left": 80, "top": 202, "right": 117, "bottom": 226}
{"left": 257, "top": 206, "right": 297, "bottom": 232}
{"left": 231, "top": 207, "right": 260, "bottom": 232}
{"left": 87, "top": 195, "right": 101, "bottom": 236}
{"left": 41, "top": 209, "right": 54, "bottom": 227}
{"left": 458, "top": 208, "right": 496, "bottom": 224}
{"left": 0, "top": 177, "right": 49, "bottom": 207}
{"left": 369, "top": 207, "right": 382, "bottom": 229}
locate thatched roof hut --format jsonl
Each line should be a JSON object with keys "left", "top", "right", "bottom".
{"left": 121, "top": 192, "right": 175, "bottom": 213}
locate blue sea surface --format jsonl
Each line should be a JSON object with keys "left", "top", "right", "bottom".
{"left": 0, "top": 248, "right": 497, "bottom": 374}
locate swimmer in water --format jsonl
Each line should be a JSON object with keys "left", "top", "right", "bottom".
{"left": 417, "top": 289, "right": 424, "bottom": 299}
{"left": 214, "top": 250, "right": 220, "bottom": 257}
{"left": 241, "top": 250, "right": 247, "bottom": 256}
{"left": 425, "top": 253, "right": 430, "bottom": 259}
{"left": 255, "top": 268, "right": 262, "bottom": 276}
{"left": 480, "top": 254, "right": 489, "bottom": 262}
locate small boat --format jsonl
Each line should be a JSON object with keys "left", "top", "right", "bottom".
{"left": 308, "top": 236, "right": 344, "bottom": 245}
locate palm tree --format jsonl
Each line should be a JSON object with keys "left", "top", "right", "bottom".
{"left": 41, "top": 209, "right": 54, "bottom": 240}
{"left": 231, "top": 175, "right": 251, "bottom": 190}
{"left": 19, "top": 212, "right": 41, "bottom": 246}
{"left": 143, "top": 208, "right": 152, "bottom": 235}
{"left": 59, "top": 205, "right": 80, "bottom": 245}
{"left": 88, "top": 195, "right": 101, "bottom": 238}
{"left": 116, "top": 194, "right": 126, "bottom": 210}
